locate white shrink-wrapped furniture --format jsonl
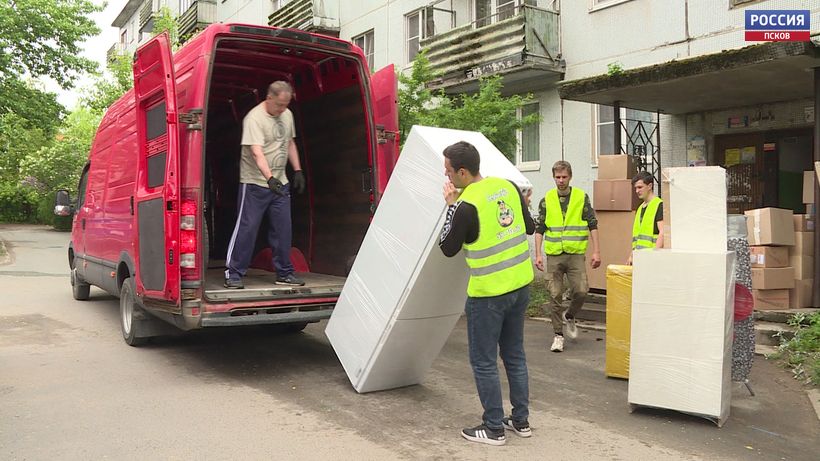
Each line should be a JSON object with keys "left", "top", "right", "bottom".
{"left": 326, "top": 126, "right": 532, "bottom": 393}
{"left": 661, "top": 166, "right": 727, "bottom": 252}
{"left": 629, "top": 249, "right": 736, "bottom": 426}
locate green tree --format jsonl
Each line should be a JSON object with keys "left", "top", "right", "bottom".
{"left": 0, "top": 76, "right": 65, "bottom": 137}
{"left": 153, "top": 6, "right": 181, "bottom": 48}
{"left": 398, "top": 52, "right": 539, "bottom": 161}
{"left": 0, "top": 112, "right": 50, "bottom": 222}
{"left": 81, "top": 52, "right": 134, "bottom": 114}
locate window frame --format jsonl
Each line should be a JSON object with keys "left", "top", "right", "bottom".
{"left": 591, "top": 104, "right": 657, "bottom": 166}
{"left": 406, "top": 7, "right": 434, "bottom": 64}
{"left": 589, "top": 0, "right": 634, "bottom": 13}
{"left": 516, "top": 102, "right": 541, "bottom": 171}
{"left": 353, "top": 30, "right": 375, "bottom": 72}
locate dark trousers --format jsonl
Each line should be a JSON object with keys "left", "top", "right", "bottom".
{"left": 225, "top": 183, "right": 294, "bottom": 281}
{"left": 465, "top": 285, "right": 530, "bottom": 430}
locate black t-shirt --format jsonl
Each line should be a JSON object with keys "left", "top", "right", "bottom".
{"left": 438, "top": 179, "right": 535, "bottom": 257}
{"left": 638, "top": 201, "right": 664, "bottom": 235}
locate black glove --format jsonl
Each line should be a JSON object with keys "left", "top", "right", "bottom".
{"left": 292, "top": 170, "right": 306, "bottom": 194}
{"left": 267, "top": 177, "right": 285, "bottom": 196}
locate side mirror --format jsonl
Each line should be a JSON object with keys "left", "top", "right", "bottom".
{"left": 54, "top": 189, "right": 73, "bottom": 216}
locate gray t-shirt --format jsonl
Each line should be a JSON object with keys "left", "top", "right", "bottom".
{"left": 239, "top": 102, "right": 296, "bottom": 187}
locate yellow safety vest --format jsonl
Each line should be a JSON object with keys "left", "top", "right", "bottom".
{"left": 458, "top": 177, "right": 534, "bottom": 298}
{"left": 543, "top": 188, "right": 589, "bottom": 255}
{"left": 632, "top": 196, "right": 662, "bottom": 250}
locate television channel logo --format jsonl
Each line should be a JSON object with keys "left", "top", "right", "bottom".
{"left": 745, "top": 10, "right": 810, "bottom": 42}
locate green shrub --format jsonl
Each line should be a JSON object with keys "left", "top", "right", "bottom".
{"left": 0, "top": 181, "right": 39, "bottom": 222}
{"left": 775, "top": 312, "right": 820, "bottom": 386}
{"left": 527, "top": 280, "right": 551, "bottom": 317}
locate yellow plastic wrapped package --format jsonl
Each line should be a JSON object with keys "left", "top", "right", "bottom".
{"left": 605, "top": 264, "right": 632, "bottom": 379}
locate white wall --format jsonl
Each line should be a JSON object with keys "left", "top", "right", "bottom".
{"left": 219, "top": 0, "right": 273, "bottom": 24}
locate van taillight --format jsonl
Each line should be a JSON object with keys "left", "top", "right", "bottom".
{"left": 180, "top": 199, "right": 197, "bottom": 270}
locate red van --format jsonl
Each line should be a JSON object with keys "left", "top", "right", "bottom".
{"left": 54, "top": 24, "right": 399, "bottom": 345}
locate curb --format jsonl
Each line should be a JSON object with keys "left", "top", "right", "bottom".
{"left": 807, "top": 389, "right": 820, "bottom": 425}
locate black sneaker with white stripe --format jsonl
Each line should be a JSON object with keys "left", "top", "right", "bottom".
{"left": 502, "top": 416, "right": 532, "bottom": 438}
{"left": 461, "top": 424, "right": 506, "bottom": 446}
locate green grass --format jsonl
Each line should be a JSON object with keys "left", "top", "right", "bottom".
{"left": 527, "top": 280, "right": 551, "bottom": 317}
{"left": 770, "top": 312, "right": 820, "bottom": 387}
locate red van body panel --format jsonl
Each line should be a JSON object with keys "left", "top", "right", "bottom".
{"left": 69, "top": 24, "right": 399, "bottom": 335}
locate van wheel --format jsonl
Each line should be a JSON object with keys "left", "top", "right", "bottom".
{"left": 71, "top": 268, "right": 90, "bottom": 301}
{"left": 120, "top": 278, "right": 148, "bottom": 347}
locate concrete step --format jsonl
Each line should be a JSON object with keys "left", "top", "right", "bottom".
{"left": 754, "top": 307, "right": 819, "bottom": 324}
{"left": 534, "top": 300, "right": 606, "bottom": 323}
{"left": 754, "top": 344, "right": 779, "bottom": 356}
{"left": 754, "top": 321, "right": 795, "bottom": 347}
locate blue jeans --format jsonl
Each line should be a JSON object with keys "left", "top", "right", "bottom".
{"left": 465, "top": 285, "right": 530, "bottom": 430}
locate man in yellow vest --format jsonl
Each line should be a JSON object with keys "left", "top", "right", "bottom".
{"left": 439, "top": 141, "right": 535, "bottom": 446}
{"left": 535, "top": 161, "right": 601, "bottom": 353}
{"left": 627, "top": 171, "right": 664, "bottom": 265}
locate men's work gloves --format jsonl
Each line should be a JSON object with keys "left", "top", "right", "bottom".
{"left": 291, "top": 170, "right": 306, "bottom": 194}
{"left": 267, "top": 177, "right": 285, "bottom": 196}
{"left": 267, "top": 171, "right": 306, "bottom": 196}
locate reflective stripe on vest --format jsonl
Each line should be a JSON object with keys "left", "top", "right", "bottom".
{"left": 459, "top": 177, "right": 534, "bottom": 298}
{"left": 632, "top": 196, "right": 662, "bottom": 250}
{"left": 543, "top": 188, "right": 589, "bottom": 255}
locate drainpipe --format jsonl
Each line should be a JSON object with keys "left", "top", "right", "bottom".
{"left": 813, "top": 68, "right": 820, "bottom": 307}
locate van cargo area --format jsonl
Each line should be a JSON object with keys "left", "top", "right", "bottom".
{"left": 201, "top": 36, "right": 374, "bottom": 305}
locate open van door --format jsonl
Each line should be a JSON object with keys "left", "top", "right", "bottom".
{"left": 370, "top": 64, "right": 399, "bottom": 199}
{"left": 132, "top": 32, "right": 181, "bottom": 307}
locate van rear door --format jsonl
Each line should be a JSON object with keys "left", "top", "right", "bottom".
{"left": 370, "top": 64, "right": 399, "bottom": 199}
{"left": 132, "top": 32, "right": 181, "bottom": 306}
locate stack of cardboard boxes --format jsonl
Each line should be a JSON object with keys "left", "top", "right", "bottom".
{"left": 587, "top": 155, "right": 639, "bottom": 290}
{"left": 792, "top": 170, "right": 817, "bottom": 308}
{"left": 746, "top": 208, "right": 795, "bottom": 309}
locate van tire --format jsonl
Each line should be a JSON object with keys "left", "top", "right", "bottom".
{"left": 71, "top": 268, "right": 91, "bottom": 301}
{"left": 120, "top": 278, "right": 148, "bottom": 347}
{"left": 285, "top": 322, "right": 309, "bottom": 333}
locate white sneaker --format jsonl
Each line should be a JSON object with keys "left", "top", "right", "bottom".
{"left": 550, "top": 335, "right": 564, "bottom": 352}
{"left": 563, "top": 312, "right": 578, "bottom": 339}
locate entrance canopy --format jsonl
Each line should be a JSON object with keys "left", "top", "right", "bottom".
{"left": 559, "top": 42, "right": 820, "bottom": 114}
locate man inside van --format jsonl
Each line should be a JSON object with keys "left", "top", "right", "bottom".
{"left": 224, "top": 81, "right": 307, "bottom": 289}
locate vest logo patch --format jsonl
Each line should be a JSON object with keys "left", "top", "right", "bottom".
{"left": 497, "top": 200, "right": 514, "bottom": 227}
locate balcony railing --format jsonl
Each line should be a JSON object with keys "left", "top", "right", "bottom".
{"left": 421, "top": 3, "right": 561, "bottom": 90}
{"left": 267, "top": 0, "right": 340, "bottom": 36}
{"left": 178, "top": 0, "right": 217, "bottom": 38}
{"left": 107, "top": 43, "right": 127, "bottom": 63}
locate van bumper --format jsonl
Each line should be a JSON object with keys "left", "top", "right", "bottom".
{"left": 199, "top": 308, "right": 333, "bottom": 327}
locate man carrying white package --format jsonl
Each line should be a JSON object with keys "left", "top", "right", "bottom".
{"left": 438, "top": 141, "right": 535, "bottom": 446}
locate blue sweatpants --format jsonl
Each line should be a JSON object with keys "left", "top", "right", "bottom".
{"left": 225, "top": 183, "right": 295, "bottom": 281}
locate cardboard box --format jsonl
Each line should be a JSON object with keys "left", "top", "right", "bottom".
{"left": 751, "top": 267, "right": 795, "bottom": 289}
{"left": 587, "top": 211, "right": 634, "bottom": 290}
{"left": 789, "top": 279, "right": 814, "bottom": 308}
{"left": 804, "top": 170, "right": 816, "bottom": 204}
{"left": 593, "top": 179, "right": 640, "bottom": 211}
{"left": 790, "top": 254, "right": 814, "bottom": 280}
{"left": 793, "top": 214, "right": 815, "bottom": 232}
{"left": 749, "top": 246, "right": 789, "bottom": 268}
{"left": 745, "top": 208, "right": 795, "bottom": 246}
{"left": 662, "top": 167, "right": 727, "bottom": 252}
{"left": 790, "top": 231, "right": 814, "bottom": 256}
{"left": 325, "top": 126, "right": 532, "bottom": 393}
{"left": 630, "top": 250, "right": 734, "bottom": 426}
{"left": 598, "top": 154, "right": 638, "bottom": 180}
{"left": 605, "top": 265, "right": 632, "bottom": 379}
{"left": 753, "top": 289, "right": 790, "bottom": 310}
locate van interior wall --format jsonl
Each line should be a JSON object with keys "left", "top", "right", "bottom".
{"left": 204, "top": 44, "right": 370, "bottom": 277}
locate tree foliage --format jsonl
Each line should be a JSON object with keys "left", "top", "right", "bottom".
{"left": 398, "top": 51, "right": 539, "bottom": 161}
{"left": 153, "top": 6, "right": 181, "bottom": 48}
{"left": 81, "top": 52, "right": 133, "bottom": 114}
{"left": 0, "top": 77, "right": 65, "bottom": 136}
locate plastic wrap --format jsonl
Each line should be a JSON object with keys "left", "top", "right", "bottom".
{"left": 629, "top": 249, "right": 736, "bottom": 427}
{"left": 325, "top": 126, "right": 532, "bottom": 393}
{"left": 661, "top": 167, "right": 727, "bottom": 252}
{"left": 605, "top": 264, "right": 632, "bottom": 379}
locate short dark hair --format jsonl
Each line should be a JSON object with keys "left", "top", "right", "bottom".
{"left": 443, "top": 141, "right": 480, "bottom": 175}
{"left": 552, "top": 160, "right": 572, "bottom": 176}
{"left": 631, "top": 171, "right": 654, "bottom": 187}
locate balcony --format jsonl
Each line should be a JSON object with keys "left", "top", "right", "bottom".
{"left": 107, "top": 43, "right": 127, "bottom": 64}
{"left": 178, "top": 0, "right": 217, "bottom": 39}
{"left": 139, "top": 0, "right": 153, "bottom": 34}
{"left": 421, "top": 3, "right": 563, "bottom": 93}
{"left": 267, "top": 0, "right": 340, "bottom": 37}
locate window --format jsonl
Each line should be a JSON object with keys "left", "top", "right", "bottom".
{"left": 517, "top": 103, "right": 540, "bottom": 168}
{"left": 590, "top": 0, "right": 634, "bottom": 11}
{"left": 353, "top": 30, "right": 375, "bottom": 72}
{"left": 475, "top": 0, "right": 531, "bottom": 27}
{"left": 406, "top": 7, "right": 434, "bottom": 63}
{"left": 76, "top": 165, "right": 90, "bottom": 209}
{"left": 593, "top": 104, "right": 657, "bottom": 163}
{"left": 120, "top": 30, "right": 128, "bottom": 45}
